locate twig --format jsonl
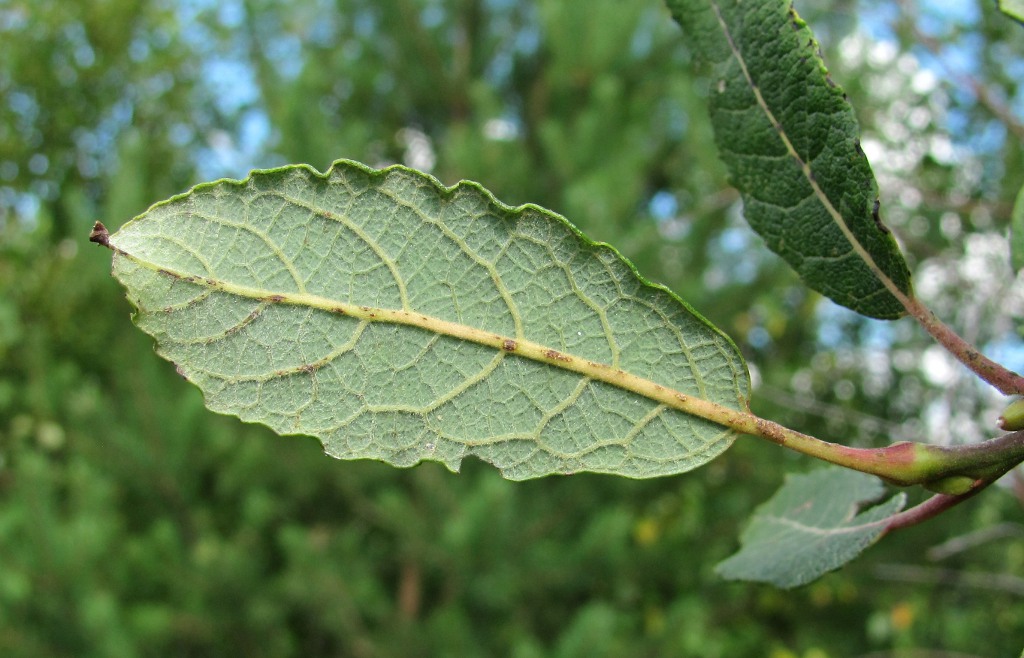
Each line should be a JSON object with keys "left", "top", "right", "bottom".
{"left": 926, "top": 522, "right": 1024, "bottom": 561}
{"left": 873, "top": 563, "right": 1024, "bottom": 597}
{"left": 903, "top": 296, "right": 1024, "bottom": 396}
{"left": 884, "top": 491, "right": 980, "bottom": 533}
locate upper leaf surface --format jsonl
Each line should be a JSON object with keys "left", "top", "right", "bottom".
{"left": 715, "top": 468, "right": 906, "bottom": 588}
{"left": 665, "top": 0, "right": 913, "bottom": 319}
{"left": 107, "top": 159, "right": 749, "bottom": 480}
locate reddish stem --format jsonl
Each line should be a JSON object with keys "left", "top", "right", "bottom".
{"left": 884, "top": 488, "right": 982, "bottom": 533}
{"left": 904, "top": 296, "right": 1024, "bottom": 396}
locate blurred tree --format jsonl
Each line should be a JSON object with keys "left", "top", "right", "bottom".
{"left": 2, "top": 0, "right": 1023, "bottom": 655}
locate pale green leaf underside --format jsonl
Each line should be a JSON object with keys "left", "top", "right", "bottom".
{"left": 108, "top": 159, "right": 749, "bottom": 480}
{"left": 716, "top": 468, "right": 906, "bottom": 588}
{"left": 665, "top": 0, "right": 913, "bottom": 319}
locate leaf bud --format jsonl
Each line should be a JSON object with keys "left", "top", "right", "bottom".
{"left": 998, "top": 398, "right": 1024, "bottom": 431}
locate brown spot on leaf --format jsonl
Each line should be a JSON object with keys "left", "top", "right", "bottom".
{"left": 788, "top": 7, "right": 800, "bottom": 27}
{"left": 544, "top": 349, "right": 571, "bottom": 363}
{"left": 502, "top": 339, "right": 517, "bottom": 352}
{"left": 223, "top": 309, "right": 261, "bottom": 336}
{"left": 871, "top": 199, "right": 890, "bottom": 234}
{"left": 755, "top": 418, "right": 786, "bottom": 445}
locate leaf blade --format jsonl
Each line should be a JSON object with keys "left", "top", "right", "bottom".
{"left": 107, "top": 159, "right": 750, "bottom": 479}
{"left": 999, "top": 0, "right": 1024, "bottom": 26}
{"left": 665, "top": 0, "right": 913, "bottom": 319}
{"left": 715, "top": 468, "right": 906, "bottom": 588}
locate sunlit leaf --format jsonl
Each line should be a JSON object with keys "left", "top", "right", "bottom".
{"left": 100, "top": 159, "right": 750, "bottom": 480}
{"left": 999, "top": 0, "right": 1024, "bottom": 26}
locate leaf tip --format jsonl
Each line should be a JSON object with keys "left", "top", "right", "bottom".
{"left": 89, "top": 221, "right": 111, "bottom": 248}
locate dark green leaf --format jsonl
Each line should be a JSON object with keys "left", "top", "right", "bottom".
{"left": 664, "top": 0, "right": 913, "bottom": 319}
{"left": 716, "top": 468, "right": 906, "bottom": 588}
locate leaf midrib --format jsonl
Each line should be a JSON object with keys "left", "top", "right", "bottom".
{"left": 705, "top": 0, "right": 912, "bottom": 309}
{"left": 761, "top": 512, "right": 887, "bottom": 539}
{"left": 115, "top": 248, "right": 750, "bottom": 431}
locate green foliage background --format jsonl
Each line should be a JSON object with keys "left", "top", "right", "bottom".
{"left": 2, "top": 0, "right": 1023, "bottom": 655}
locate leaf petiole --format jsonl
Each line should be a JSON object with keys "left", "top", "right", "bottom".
{"left": 901, "top": 296, "right": 1024, "bottom": 396}
{"left": 745, "top": 420, "right": 1024, "bottom": 492}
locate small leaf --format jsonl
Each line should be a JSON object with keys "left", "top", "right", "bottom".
{"left": 665, "top": 0, "right": 913, "bottom": 319}
{"left": 1010, "top": 183, "right": 1024, "bottom": 272}
{"left": 716, "top": 468, "right": 906, "bottom": 588}
{"left": 102, "top": 160, "right": 750, "bottom": 480}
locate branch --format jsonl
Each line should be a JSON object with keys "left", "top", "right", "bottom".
{"left": 884, "top": 490, "right": 979, "bottom": 533}
{"left": 926, "top": 522, "right": 1024, "bottom": 560}
{"left": 873, "top": 563, "right": 1024, "bottom": 597}
{"left": 743, "top": 422, "right": 1024, "bottom": 493}
{"left": 902, "top": 296, "right": 1024, "bottom": 396}
{"left": 896, "top": 0, "right": 1024, "bottom": 143}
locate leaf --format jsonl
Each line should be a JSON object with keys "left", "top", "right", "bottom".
{"left": 999, "top": 0, "right": 1024, "bottom": 26}
{"left": 664, "top": 0, "right": 913, "bottom": 320}
{"left": 101, "top": 159, "right": 750, "bottom": 480}
{"left": 1011, "top": 183, "right": 1024, "bottom": 272}
{"left": 715, "top": 468, "right": 906, "bottom": 588}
